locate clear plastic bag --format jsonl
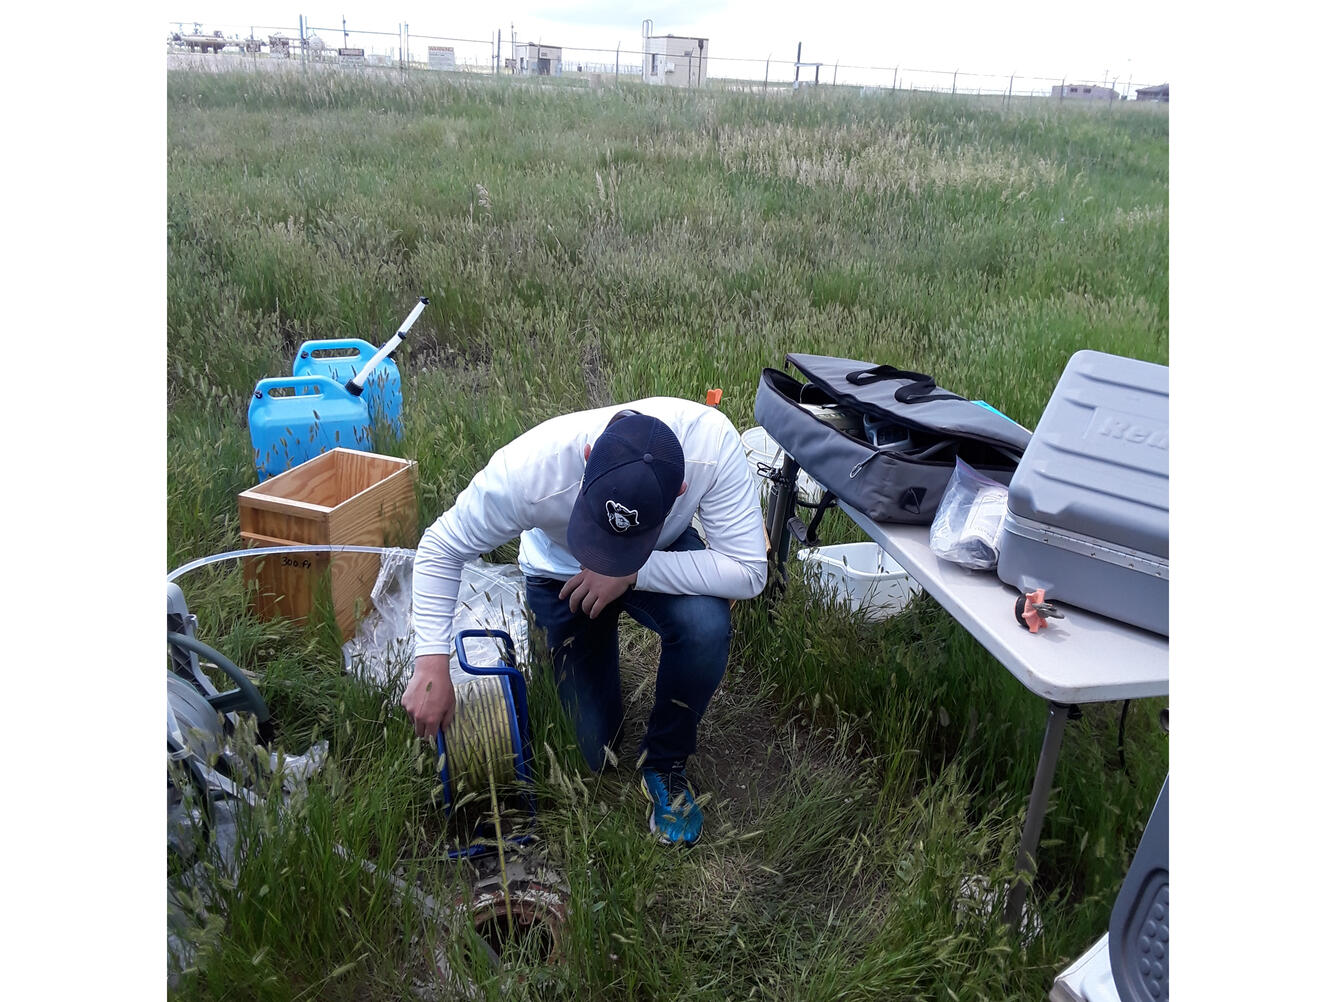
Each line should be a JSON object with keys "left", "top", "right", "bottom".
{"left": 342, "top": 550, "right": 531, "bottom": 685}
{"left": 929, "top": 458, "right": 1010, "bottom": 570}
{"left": 342, "top": 547, "right": 418, "bottom": 685}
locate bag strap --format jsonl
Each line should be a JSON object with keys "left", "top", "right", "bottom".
{"left": 845, "top": 365, "right": 962, "bottom": 404}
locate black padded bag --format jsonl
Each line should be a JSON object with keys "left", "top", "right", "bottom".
{"left": 753, "top": 353, "right": 1031, "bottom": 524}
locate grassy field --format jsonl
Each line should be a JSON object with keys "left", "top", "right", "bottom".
{"left": 167, "top": 65, "right": 1168, "bottom": 1001}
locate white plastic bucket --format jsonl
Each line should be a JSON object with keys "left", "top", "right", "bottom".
{"left": 740, "top": 426, "right": 823, "bottom": 506}
{"left": 796, "top": 542, "right": 922, "bottom": 620}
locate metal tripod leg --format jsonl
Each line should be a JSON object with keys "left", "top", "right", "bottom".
{"left": 1004, "top": 701, "right": 1072, "bottom": 927}
{"left": 763, "top": 453, "right": 799, "bottom": 589}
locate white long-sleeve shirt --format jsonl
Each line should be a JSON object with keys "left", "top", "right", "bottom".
{"left": 412, "top": 397, "right": 768, "bottom": 657}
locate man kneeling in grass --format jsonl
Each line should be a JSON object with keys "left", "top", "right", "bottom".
{"left": 402, "top": 399, "right": 767, "bottom": 846}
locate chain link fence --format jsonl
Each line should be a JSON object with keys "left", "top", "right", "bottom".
{"left": 166, "top": 19, "right": 1164, "bottom": 104}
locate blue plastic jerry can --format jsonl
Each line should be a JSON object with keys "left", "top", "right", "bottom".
{"left": 248, "top": 375, "right": 373, "bottom": 481}
{"left": 293, "top": 339, "right": 403, "bottom": 436}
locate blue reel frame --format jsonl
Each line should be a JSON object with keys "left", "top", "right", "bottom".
{"left": 435, "top": 629, "right": 537, "bottom": 859}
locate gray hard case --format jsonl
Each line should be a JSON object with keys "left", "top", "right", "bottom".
{"left": 1108, "top": 777, "right": 1169, "bottom": 1002}
{"left": 996, "top": 350, "right": 1168, "bottom": 635}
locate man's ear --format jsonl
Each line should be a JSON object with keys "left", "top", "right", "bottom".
{"left": 679, "top": 482, "right": 688, "bottom": 497}
{"left": 584, "top": 443, "right": 592, "bottom": 461}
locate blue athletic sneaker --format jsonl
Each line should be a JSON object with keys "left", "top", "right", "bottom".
{"left": 639, "top": 764, "right": 702, "bottom": 847}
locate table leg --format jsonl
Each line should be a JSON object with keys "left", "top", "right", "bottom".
{"left": 1004, "top": 701, "right": 1072, "bottom": 927}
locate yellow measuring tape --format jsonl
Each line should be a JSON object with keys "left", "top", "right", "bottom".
{"left": 442, "top": 675, "right": 520, "bottom": 805}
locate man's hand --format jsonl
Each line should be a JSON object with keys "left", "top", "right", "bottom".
{"left": 559, "top": 569, "right": 637, "bottom": 619}
{"left": 401, "top": 654, "right": 456, "bottom": 739}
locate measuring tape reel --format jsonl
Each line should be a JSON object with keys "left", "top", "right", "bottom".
{"left": 436, "top": 630, "right": 537, "bottom": 859}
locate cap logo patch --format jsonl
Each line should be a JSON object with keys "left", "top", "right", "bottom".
{"left": 606, "top": 500, "right": 639, "bottom": 533}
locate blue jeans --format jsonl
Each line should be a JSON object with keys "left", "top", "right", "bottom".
{"left": 524, "top": 527, "right": 733, "bottom": 773}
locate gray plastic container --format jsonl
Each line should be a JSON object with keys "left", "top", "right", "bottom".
{"left": 1109, "top": 777, "right": 1169, "bottom": 1002}
{"left": 996, "top": 350, "right": 1168, "bottom": 636}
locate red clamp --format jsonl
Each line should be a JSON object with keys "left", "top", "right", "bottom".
{"left": 1015, "top": 588, "right": 1065, "bottom": 633}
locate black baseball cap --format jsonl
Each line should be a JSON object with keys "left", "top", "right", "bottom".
{"left": 566, "top": 411, "right": 685, "bottom": 577}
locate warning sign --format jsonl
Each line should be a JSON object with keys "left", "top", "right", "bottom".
{"left": 428, "top": 46, "right": 456, "bottom": 71}
{"left": 338, "top": 47, "right": 364, "bottom": 66}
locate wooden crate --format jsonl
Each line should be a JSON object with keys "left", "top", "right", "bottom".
{"left": 238, "top": 448, "right": 418, "bottom": 641}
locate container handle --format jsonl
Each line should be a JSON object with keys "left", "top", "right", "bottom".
{"left": 252, "top": 375, "right": 344, "bottom": 399}
{"left": 298, "top": 340, "right": 367, "bottom": 361}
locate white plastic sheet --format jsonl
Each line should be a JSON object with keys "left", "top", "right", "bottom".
{"left": 342, "top": 551, "right": 531, "bottom": 685}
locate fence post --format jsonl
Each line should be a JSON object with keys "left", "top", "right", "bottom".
{"left": 1008, "top": 73, "right": 1014, "bottom": 106}
{"left": 1059, "top": 76, "right": 1065, "bottom": 102}
{"left": 833, "top": 61, "right": 838, "bottom": 86}
{"left": 764, "top": 56, "right": 770, "bottom": 90}
{"left": 615, "top": 42, "right": 619, "bottom": 77}
{"left": 794, "top": 42, "right": 801, "bottom": 85}
{"left": 952, "top": 69, "right": 958, "bottom": 95}
{"left": 892, "top": 65, "right": 898, "bottom": 90}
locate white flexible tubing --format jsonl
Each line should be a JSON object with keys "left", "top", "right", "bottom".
{"left": 167, "top": 544, "right": 413, "bottom": 583}
{"left": 348, "top": 297, "right": 428, "bottom": 392}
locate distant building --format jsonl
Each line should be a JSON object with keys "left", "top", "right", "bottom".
{"left": 514, "top": 42, "right": 562, "bottom": 76}
{"left": 1136, "top": 83, "right": 1169, "bottom": 103}
{"left": 642, "top": 34, "right": 709, "bottom": 87}
{"left": 1052, "top": 83, "right": 1122, "bottom": 101}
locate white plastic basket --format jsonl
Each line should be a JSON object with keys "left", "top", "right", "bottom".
{"left": 740, "top": 425, "right": 823, "bottom": 506}
{"left": 796, "top": 542, "right": 922, "bottom": 620}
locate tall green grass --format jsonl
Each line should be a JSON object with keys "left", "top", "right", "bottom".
{"left": 168, "top": 66, "right": 1167, "bottom": 1000}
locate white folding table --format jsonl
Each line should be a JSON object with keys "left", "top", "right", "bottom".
{"left": 836, "top": 502, "right": 1169, "bottom": 923}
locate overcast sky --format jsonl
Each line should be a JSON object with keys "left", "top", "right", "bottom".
{"left": 167, "top": 0, "right": 1170, "bottom": 90}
